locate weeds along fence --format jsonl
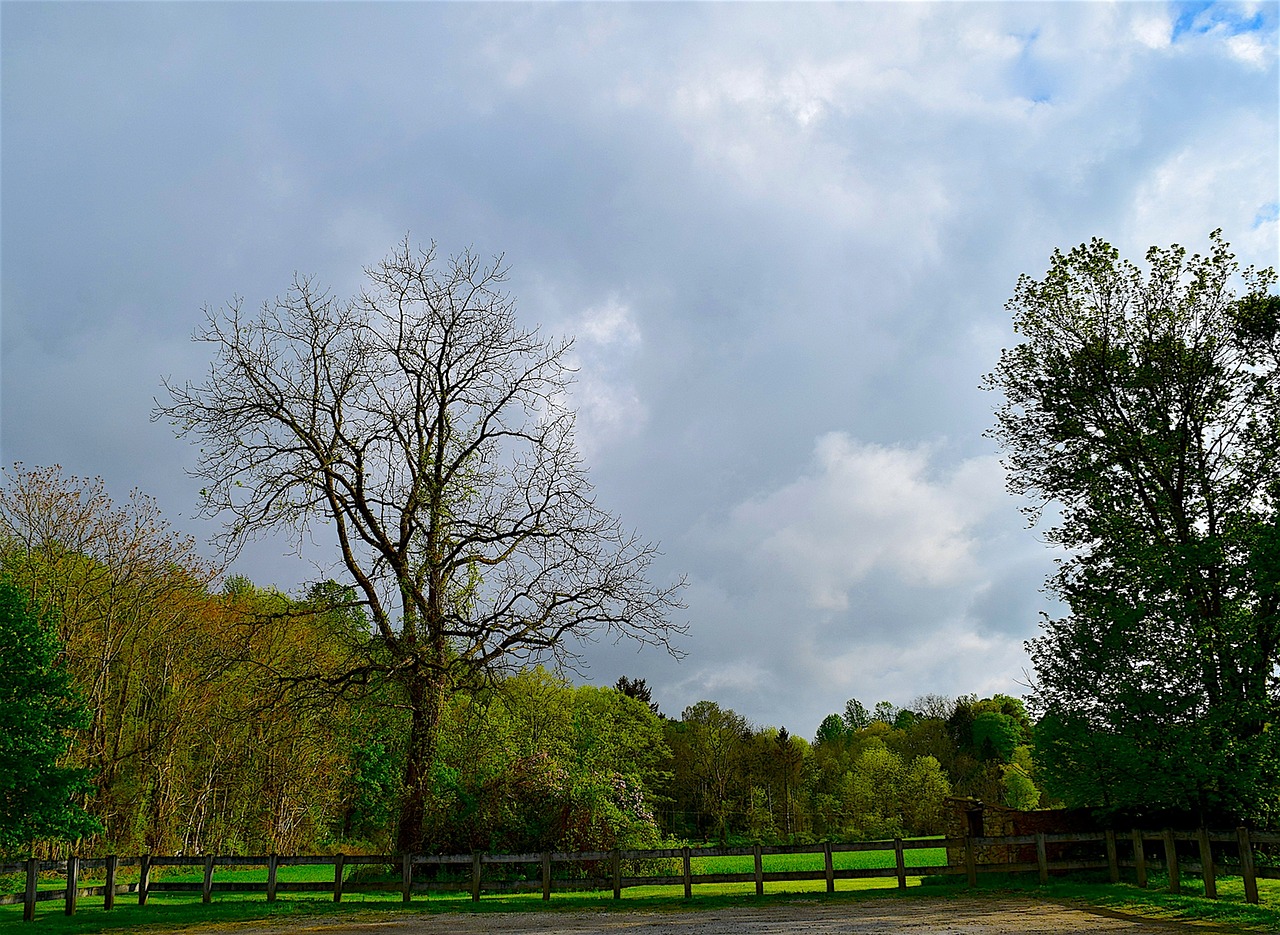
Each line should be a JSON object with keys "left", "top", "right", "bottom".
{"left": 3, "top": 827, "right": 1277, "bottom": 922}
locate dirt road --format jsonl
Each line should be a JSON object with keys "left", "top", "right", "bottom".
{"left": 186, "top": 896, "right": 1226, "bottom": 934}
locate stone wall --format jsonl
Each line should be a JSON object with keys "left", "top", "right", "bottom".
{"left": 944, "top": 797, "right": 1101, "bottom": 868}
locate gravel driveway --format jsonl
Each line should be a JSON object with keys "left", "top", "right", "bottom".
{"left": 185, "top": 895, "right": 1229, "bottom": 934}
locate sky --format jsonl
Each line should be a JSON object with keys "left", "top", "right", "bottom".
{"left": 2, "top": 1, "right": 1277, "bottom": 740}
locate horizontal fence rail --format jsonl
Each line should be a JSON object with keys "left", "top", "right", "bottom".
{"left": 3, "top": 827, "right": 1276, "bottom": 921}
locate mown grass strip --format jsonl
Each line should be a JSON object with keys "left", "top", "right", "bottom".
{"left": 966, "top": 872, "right": 1280, "bottom": 933}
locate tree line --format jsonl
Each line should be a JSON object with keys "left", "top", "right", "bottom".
{"left": 0, "top": 467, "right": 1037, "bottom": 856}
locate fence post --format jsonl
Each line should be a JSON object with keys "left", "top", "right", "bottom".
{"left": 1197, "top": 829, "right": 1216, "bottom": 899}
{"left": 138, "top": 854, "right": 151, "bottom": 906}
{"left": 823, "top": 842, "right": 834, "bottom": 893}
{"left": 105, "top": 854, "right": 117, "bottom": 910}
{"left": 401, "top": 854, "right": 412, "bottom": 903}
{"left": 1105, "top": 830, "right": 1119, "bottom": 884}
{"left": 266, "top": 854, "right": 278, "bottom": 902}
{"left": 682, "top": 846, "right": 692, "bottom": 899}
{"left": 471, "top": 852, "right": 482, "bottom": 902}
{"left": 1162, "top": 830, "right": 1179, "bottom": 894}
{"left": 542, "top": 852, "right": 551, "bottom": 901}
{"left": 202, "top": 854, "right": 214, "bottom": 904}
{"left": 24, "top": 857, "right": 37, "bottom": 921}
{"left": 64, "top": 854, "right": 78, "bottom": 916}
{"left": 894, "top": 838, "right": 907, "bottom": 890}
{"left": 1131, "top": 830, "right": 1147, "bottom": 888}
{"left": 1238, "top": 826, "right": 1259, "bottom": 905}
{"left": 964, "top": 835, "right": 976, "bottom": 888}
{"left": 611, "top": 849, "right": 621, "bottom": 900}
{"left": 753, "top": 844, "right": 763, "bottom": 896}
{"left": 333, "top": 852, "right": 344, "bottom": 903}
{"left": 1036, "top": 833, "right": 1048, "bottom": 885}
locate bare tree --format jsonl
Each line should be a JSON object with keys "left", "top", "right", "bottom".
{"left": 157, "top": 240, "right": 686, "bottom": 851}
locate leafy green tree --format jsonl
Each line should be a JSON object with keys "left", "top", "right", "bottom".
{"left": 0, "top": 582, "right": 100, "bottom": 851}
{"left": 842, "top": 698, "right": 871, "bottom": 731}
{"left": 614, "top": 676, "right": 662, "bottom": 716}
{"left": 745, "top": 786, "right": 777, "bottom": 842}
{"left": 871, "top": 701, "right": 900, "bottom": 725}
{"left": 900, "top": 754, "right": 952, "bottom": 833}
{"left": 420, "top": 669, "right": 669, "bottom": 854}
{"left": 1001, "top": 745, "right": 1042, "bottom": 810}
{"left": 971, "top": 711, "right": 1020, "bottom": 763}
{"left": 669, "top": 701, "right": 750, "bottom": 841}
{"left": 846, "top": 744, "right": 904, "bottom": 838}
{"left": 814, "top": 713, "right": 849, "bottom": 747}
{"left": 986, "top": 232, "right": 1280, "bottom": 824}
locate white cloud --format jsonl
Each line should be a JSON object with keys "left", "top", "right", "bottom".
{"left": 554, "top": 296, "right": 647, "bottom": 461}
{"left": 1126, "top": 114, "right": 1280, "bottom": 265}
{"left": 1132, "top": 10, "right": 1174, "bottom": 50}
{"left": 798, "top": 619, "right": 1032, "bottom": 710}
{"left": 725, "top": 433, "right": 1005, "bottom": 611}
{"left": 1227, "top": 32, "right": 1271, "bottom": 67}
{"left": 575, "top": 295, "right": 641, "bottom": 348}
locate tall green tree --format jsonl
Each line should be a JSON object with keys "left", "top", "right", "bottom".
{"left": 158, "top": 240, "right": 685, "bottom": 851}
{"left": 985, "top": 232, "right": 1280, "bottom": 823}
{"left": 0, "top": 582, "right": 100, "bottom": 852}
{"left": 668, "top": 701, "right": 750, "bottom": 841}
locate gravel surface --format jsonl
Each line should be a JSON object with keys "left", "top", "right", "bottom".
{"left": 184, "top": 896, "right": 1219, "bottom": 934}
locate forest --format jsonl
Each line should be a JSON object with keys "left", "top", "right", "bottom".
{"left": 0, "top": 462, "right": 1042, "bottom": 858}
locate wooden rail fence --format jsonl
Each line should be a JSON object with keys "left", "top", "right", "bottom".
{"left": 2, "top": 827, "right": 1276, "bottom": 921}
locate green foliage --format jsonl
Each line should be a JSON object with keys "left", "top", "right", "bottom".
{"left": 745, "top": 786, "right": 777, "bottom": 842}
{"left": 970, "top": 712, "right": 1020, "bottom": 763}
{"left": 814, "top": 714, "right": 849, "bottom": 747}
{"left": 421, "top": 669, "right": 669, "bottom": 855}
{"left": 901, "top": 755, "right": 951, "bottom": 831}
{"left": 614, "top": 675, "right": 661, "bottom": 716}
{"left": 842, "top": 698, "right": 870, "bottom": 731}
{"left": 342, "top": 739, "right": 402, "bottom": 844}
{"left": 1002, "top": 764, "right": 1041, "bottom": 810}
{"left": 0, "top": 582, "right": 100, "bottom": 852}
{"left": 871, "top": 701, "right": 899, "bottom": 725}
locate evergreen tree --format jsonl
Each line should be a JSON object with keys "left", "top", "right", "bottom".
{"left": 0, "top": 582, "right": 100, "bottom": 851}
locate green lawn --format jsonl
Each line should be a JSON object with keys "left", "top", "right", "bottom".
{"left": 691, "top": 843, "right": 945, "bottom": 875}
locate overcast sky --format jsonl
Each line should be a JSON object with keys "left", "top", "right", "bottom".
{"left": 3, "top": 1, "right": 1277, "bottom": 739}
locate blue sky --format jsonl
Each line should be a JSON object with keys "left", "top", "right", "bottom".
{"left": 3, "top": 1, "right": 1276, "bottom": 738}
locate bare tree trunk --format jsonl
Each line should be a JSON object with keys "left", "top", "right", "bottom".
{"left": 395, "top": 722, "right": 424, "bottom": 853}
{"left": 395, "top": 673, "right": 442, "bottom": 853}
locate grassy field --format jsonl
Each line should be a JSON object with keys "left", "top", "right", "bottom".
{"left": 3, "top": 850, "right": 1278, "bottom": 934}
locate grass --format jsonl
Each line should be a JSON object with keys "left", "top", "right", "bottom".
{"left": 966, "top": 871, "right": 1280, "bottom": 933}
{"left": 3, "top": 852, "right": 1277, "bottom": 934}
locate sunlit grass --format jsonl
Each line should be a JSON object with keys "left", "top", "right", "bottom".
{"left": 963, "top": 871, "right": 1280, "bottom": 933}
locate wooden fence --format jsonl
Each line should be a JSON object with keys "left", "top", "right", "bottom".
{"left": 3, "top": 827, "right": 1277, "bottom": 922}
